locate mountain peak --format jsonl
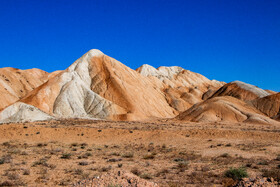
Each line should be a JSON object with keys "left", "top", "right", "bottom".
{"left": 67, "top": 49, "right": 104, "bottom": 73}
{"left": 85, "top": 49, "right": 104, "bottom": 57}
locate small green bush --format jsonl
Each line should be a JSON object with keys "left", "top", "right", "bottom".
{"left": 224, "top": 167, "right": 248, "bottom": 180}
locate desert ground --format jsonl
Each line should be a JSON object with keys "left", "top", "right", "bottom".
{"left": 0, "top": 119, "right": 279, "bottom": 186}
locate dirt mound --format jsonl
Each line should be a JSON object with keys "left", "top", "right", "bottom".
{"left": 176, "top": 96, "right": 278, "bottom": 124}
{"left": 0, "top": 68, "right": 49, "bottom": 110}
{"left": 210, "top": 81, "right": 270, "bottom": 101}
{"left": 251, "top": 93, "right": 280, "bottom": 118}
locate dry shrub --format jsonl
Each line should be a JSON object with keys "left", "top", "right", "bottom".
{"left": 23, "top": 169, "right": 30, "bottom": 175}
{"left": 177, "top": 161, "right": 189, "bottom": 172}
{"left": 61, "top": 153, "right": 71, "bottom": 159}
{"left": 122, "top": 152, "right": 134, "bottom": 158}
{"left": 156, "top": 168, "right": 169, "bottom": 177}
{"left": 0, "top": 180, "right": 15, "bottom": 186}
{"left": 131, "top": 168, "right": 141, "bottom": 176}
{"left": 78, "top": 161, "right": 89, "bottom": 166}
{"left": 0, "top": 155, "right": 12, "bottom": 164}
{"left": 140, "top": 173, "right": 153, "bottom": 179}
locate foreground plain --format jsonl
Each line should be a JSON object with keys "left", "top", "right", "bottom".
{"left": 0, "top": 119, "right": 279, "bottom": 186}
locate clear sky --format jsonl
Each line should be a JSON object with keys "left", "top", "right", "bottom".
{"left": 0, "top": 0, "right": 279, "bottom": 91}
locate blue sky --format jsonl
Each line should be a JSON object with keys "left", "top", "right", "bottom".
{"left": 0, "top": 0, "right": 279, "bottom": 91}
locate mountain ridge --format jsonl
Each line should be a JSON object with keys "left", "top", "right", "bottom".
{"left": 0, "top": 49, "right": 278, "bottom": 125}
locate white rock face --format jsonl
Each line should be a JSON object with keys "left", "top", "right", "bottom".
{"left": 136, "top": 64, "right": 224, "bottom": 88}
{"left": 0, "top": 102, "right": 54, "bottom": 123}
{"left": 52, "top": 50, "right": 127, "bottom": 119}
{"left": 67, "top": 49, "right": 103, "bottom": 87}
{"left": 232, "top": 81, "right": 270, "bottom": 98}
{"left": 52, "top": 72, "right": 124, "bottom": 119}
{"left": 136, "top": 64, "right": 183, "bottom": 80}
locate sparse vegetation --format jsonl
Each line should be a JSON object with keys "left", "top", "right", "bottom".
{"left": 224, "top": 167, "right": 248, "bottom": 180}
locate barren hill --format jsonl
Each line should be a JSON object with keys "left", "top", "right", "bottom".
{"left": 176, "top": 96, "right": 278, "bottom": 124}
{"left": 210, "top": 81, "right": 270, "bottom": 101}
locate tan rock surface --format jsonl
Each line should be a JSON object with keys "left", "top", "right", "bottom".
{"left": 275, "top": 113, "right": 280, "bottom": 121}
{"left": 265, "top": 89, "right": 277, "bottom": 95}
{"left": 0, "top": 68, "right": 48, "bottom": 110}
{"left": 252, "top": 93, "right": 280, "bottom": 118}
